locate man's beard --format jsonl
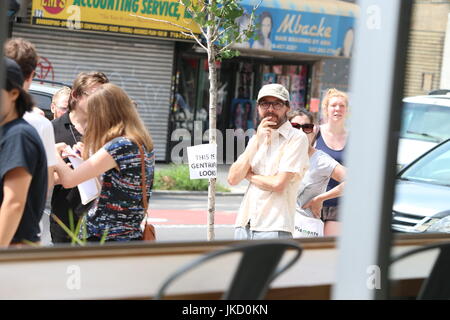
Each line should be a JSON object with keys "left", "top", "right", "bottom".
{"left": 260, "top": 112, "right": 287, "bottom": 129}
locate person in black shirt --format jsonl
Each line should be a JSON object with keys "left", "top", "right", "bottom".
{"left": 50, "top": 71, "right": 108, "bottom": 243}
{"left": 0, "top": 57, "right": 47, "bottom": 246}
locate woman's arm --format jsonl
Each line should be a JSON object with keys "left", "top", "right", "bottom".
{"left": 330, "top": 163, "right": 346, "bottom": 183}
{"left": 55, "top": 148, "right": 117, "bottom": 189}
{"left": 302, "top": 164, "right": 346, "bottom": 218}
{"left": 0, "top": 167, "right": 32, "bottom": 246}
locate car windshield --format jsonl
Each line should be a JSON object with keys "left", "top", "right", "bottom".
{"left": 400, "top": 102, "right": 450, "bottom": 143}
{"left": 400, "top": 140, "right": 450, "bottom": 187}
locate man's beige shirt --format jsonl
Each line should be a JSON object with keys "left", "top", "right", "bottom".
{"left": 235, "top": 121, "right": 309, "bottom": 234}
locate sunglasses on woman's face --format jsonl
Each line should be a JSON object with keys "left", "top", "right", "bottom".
{"left": 291, "top": 122, "right": 314, "bottom": 134}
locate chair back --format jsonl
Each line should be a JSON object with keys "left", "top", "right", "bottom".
{"left": 154, "top": 240, "right": 302, "bottom": 300}
{"left": 391, "top": 242, "right": 450, "bottom": 299}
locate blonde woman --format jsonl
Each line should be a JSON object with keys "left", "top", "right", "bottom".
{"left": 315, "top": 88, "right": 349, "bottom": 236}
{"left": 54, "top": 83, "right": 155, "bottom": 242}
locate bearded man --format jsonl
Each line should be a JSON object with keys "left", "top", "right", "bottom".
{"left": 228, "top": 84, "right": 310, "bottom": 240}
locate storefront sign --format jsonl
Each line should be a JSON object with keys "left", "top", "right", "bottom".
{"left": 187, "top": 144, "right": 217, "bottom": 180}
{"left": 240, "top": 0, "right": 357, "bottom": 57}
{"left": 31, "top": 0, "right": 200, "bottom": 40}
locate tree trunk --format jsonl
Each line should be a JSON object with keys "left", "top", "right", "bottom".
{"left": 206, "top": 26, "right": 217, "bottom": 241}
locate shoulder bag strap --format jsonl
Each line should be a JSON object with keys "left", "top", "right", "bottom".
{"left": 138, "top": 144, "right": 148, "bottom": 224}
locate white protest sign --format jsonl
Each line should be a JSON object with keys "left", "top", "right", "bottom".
{"left": 187, "top": 144, "right": 217, "bottom": 179}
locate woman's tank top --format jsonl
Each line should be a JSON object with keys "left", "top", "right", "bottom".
{"left": 315, "top": 129, "right": 345, "bottom": 207}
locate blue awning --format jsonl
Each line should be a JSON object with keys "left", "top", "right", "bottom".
{"left": 241, "top": 0, "right": 359, "bottom": 17}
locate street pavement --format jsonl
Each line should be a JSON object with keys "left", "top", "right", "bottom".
{"left": 149, "top": 164, "right": 246, "bottom": 242}
{"left": 148, "top": 193, "right": 243, "bottom": 242}
{"left": 40, "top": 193, "right": 244, "bottom": 244}
{"left": 40, "top": 164, "right": 246, "bottom": 244}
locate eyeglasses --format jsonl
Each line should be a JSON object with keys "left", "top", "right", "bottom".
{"left": 56, "top": 105, "right": 68, "bottom": 112}
{"left": 258, "top": 101, "right": 285, "bottom": 110}
{"left": 291, "top": 122, "right": 314, "bottom": 134}
{"left": 51, "top": 103, "right": 68, "bottom": 112}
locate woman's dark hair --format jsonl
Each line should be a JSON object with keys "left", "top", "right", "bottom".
{"left": 256, "top": 11, "right": 273, "bottom": 45}
{"left": 6, "top": 79, "right": 33, "bottom": 118}
{"left": 287, "top": 108, "right": 314, "bottom": 124}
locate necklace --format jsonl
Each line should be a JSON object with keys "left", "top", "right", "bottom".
{"left": 69, "top": 122, "right": 80, "bottom": 145}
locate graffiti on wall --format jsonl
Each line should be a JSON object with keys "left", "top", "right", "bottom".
{"left": 35, "top": 56, "right": 55, "bottom": 81}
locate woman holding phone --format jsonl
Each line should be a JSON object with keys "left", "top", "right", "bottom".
{"left": 54, "top": 83, "right": 155, "bottom": 242}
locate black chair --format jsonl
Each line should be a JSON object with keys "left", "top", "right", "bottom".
{"left": 390, "top": 241, "right": 450, "bottom": 299}
{"left": 153, "top": 240, "right": 302, "bottom": 300}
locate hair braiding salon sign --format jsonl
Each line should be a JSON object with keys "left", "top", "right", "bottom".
{"left": 240, "top": 0, "right": 358, "bottom": 57}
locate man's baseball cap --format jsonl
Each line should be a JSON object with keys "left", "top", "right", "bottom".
{"left": 257, "top": 83, "right": 290, "bottom": 103}
{"left": 3, "top": 57, "right": 24, "bottom": 89}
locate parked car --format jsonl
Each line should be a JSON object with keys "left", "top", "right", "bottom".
{"left": 397, "top": 94, "right": 450, "bottom": 169}
{"left": 29, "top": 79, "right": 69, "bottom": 121}
{"left": 392, "top": 138, "right": 450, "bottom": 233}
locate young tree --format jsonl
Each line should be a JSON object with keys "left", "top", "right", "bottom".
{"left": 133, "top": 0, "right": 260, "bottom": 240}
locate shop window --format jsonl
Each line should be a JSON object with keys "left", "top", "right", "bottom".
{"left": 261, "top": 64, "right": 309, "bottom": 110}
{"left": 230, "top": 63, "right": 256, "bottom": 131}
{"left": 227, "top": 62, "right": 310, "bottom": 134}
{"left": 172, "top": 57, "right": 199, "bottom": 133}
{"left": 171, "top": 53, "right": 313, "bottom": 163}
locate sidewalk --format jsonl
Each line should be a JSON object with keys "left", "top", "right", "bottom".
{"left": 154, "top": 163, "right": 248, "bottom": 195}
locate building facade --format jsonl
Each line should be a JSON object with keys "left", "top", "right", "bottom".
{"left": 404, "top": 0, "right": 450, "bottom": 96}
{"left": 11, "top": 0, "right": 358, "bottom": 163}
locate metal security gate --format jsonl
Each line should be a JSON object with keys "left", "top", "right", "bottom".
{"left": 13, "top": 24, "right": 174, "bottom": 161}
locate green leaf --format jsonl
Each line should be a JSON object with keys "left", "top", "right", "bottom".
{"left": 68, "top": 209, "right": 74, "bottom": 235}
{"left": 21, "top": 239, "right": 40, "bottom": 247}
{"left": 82, "top": 216, "right": 88, "bottom": 243}
{"left": 224, "top": 8, "right": 243, "bottom": 20}
{"left": 210, "top": 4, "right": 221, "bottom": 16}
{"left": 100, "top": 228, "right": 109, "bottom": 245}
{"left": 73, "top": 213, "right": 85, "bottom": 246}
{"left": 51, "top": 214, "right": 85, "bottom": 246}
{"left": 219, "top": 49, "right": 231, "bottom": 59}
{"left": 205, "top": 19, "right": 216, "bottom": 27}
{"left": 193, "top": 11, "right": 208, "bottom": 25}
